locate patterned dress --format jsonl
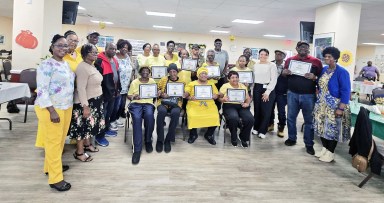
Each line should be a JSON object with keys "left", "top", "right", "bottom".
{"left": 117, "top": 56, "right": 133, "bottom": 94}
{"left": 313, "top": 70, "right": 351, "bottom": 142}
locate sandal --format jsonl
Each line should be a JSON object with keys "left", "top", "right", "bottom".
{"left": 84, "top": 144, "right": 99, "bottom": 153}
{"left": 73, "top": 151, "right": 93, "bottom": 162}
{"left": 49, "top": 180, "right": 71, "bottom": 192}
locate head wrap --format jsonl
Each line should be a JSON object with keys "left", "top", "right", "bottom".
{"left": 197, "top": 67, "right": 208, "bottom": 78}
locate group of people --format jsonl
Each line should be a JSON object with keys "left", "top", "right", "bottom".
{"left": 34, "top": 30, "right": 352, "bottom": 192}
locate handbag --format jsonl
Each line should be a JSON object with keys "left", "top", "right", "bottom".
{"left": 352, "top": 140, "right": 374, "bottom": 172}
{"left": 161, "top": 78, "right": 179, "bottom": 108}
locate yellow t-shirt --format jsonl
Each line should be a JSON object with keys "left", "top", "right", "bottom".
{"left": 157, "top": 76, "right": 185, "bottom": 107}
{"left": 235, "top": 59, "right": 256, "bottom": 70}
{"left": 164, "top": 53, "right": 179, "bottom": 66}
{"left": 63, "top": 49, "right": 83, "bottom": 72}
{"left": 174, "top": 60, "right": 192, "bottom": 85}
{"left": 231, "top": 66, "right": 252, "bottom": 72}
{"left": 201, "top": 62, "right": 220, "bottom": 84}
{"left": 145, "top": 55, "right": 166, "bottom": 69}
{"left": 219, "top": 82, "right": 249, "bottom": 104}
{"left": 75, "top": 46, "right": 103, "bottom": 55}
{"left": 128, "top": 78, "right": 157, "bottom": 104}
{"left": 137, "top": 54, "right": 151, "bottom": 68}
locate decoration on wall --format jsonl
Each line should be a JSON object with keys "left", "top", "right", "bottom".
{"left": 339, "top": 50, "right": 353, "bottom": 67}
{"left": 175, "top": 42, "right": 186, "bottom": 52}
{"left": 15, "top": 30, "right": 38, "bottom": 49}
{"left": 99, "top": 22, "right": 106, "bottom": 29}
{"left": 244, "top": 47, "right": 260, "bottom": 60}
{"left": 96, "top": 35, "right": 114, "bottom": 48}
{"left": 0, "top": 34, "right": 4, "bottom": 45}
{"left": 229, "top": 35, "right": 235, "bottom": 41}
{"left": 127, "top": 39, "right": 146, "bottom": 56}
{"left": 313, "top": 32, "right": 335, "bottom": 63}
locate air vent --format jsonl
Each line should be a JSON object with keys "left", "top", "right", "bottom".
{"left": 216, "top": 25, "right": 232, "bottom": 29}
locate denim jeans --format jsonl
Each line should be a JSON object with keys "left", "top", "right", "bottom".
{"left": 128, "top": 103, "right": 155, "bottom": 153}
{"left": 156, "top": 105, "right": 181, "bottom": 143}
{"left": 269, "top": 93, "right": 287, "bottom": 126}
{"left": 110, "top": 95, "right": 122, "bottom": 123}
{"left": 96, "top": 97, "right": 115, "bottom": 139}
{"left": 287, "top": 91, "right": 315, "bottom": 147}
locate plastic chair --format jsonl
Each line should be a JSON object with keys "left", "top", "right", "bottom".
{"left": 19, "top": 68, "right": 37, "bottom": 123}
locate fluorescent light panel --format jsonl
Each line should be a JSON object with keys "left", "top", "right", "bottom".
{"left": 153, "top": 25, "right": 173, "bottom": 29}
{"left": 90, "top": 20, "right": 114, "bottom": 25}
{"left": 264, "top": 34, "right": 285, "bottom": 38}
{"left": 146, "top": 11, "right": 175, "bottom": 17}
{"left": 232, "top": 19, "right": 263, "bottom": 24}
{"left": 78, "top": 6, "right": 85, "bottom": 10}
{"left": 362, "top": 43, "right": 384, "bottom": 45}
{"left": 210, "top": 30, "right": 230, "bottom": 34}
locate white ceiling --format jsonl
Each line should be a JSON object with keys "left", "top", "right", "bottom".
{"left": 1, "top": 0, "right": 384, "bottom": 44}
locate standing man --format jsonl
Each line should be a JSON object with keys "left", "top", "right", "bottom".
{"left": 77, "top": 30, "right": 103, "bottom": 53}
{"left": 94, "top": 42, "right": 120, "bottom": 147}
{"left": 282, "top": 41, "right": 323, "bottom": 155}
{"left": 359, "top": 61, "right": 380, "bottom": 81}
{"left": 213, "top": 38, "right": 229, "bottom": 91}
{"left": 268, "top": 50, "right": 288, "bottom": 137}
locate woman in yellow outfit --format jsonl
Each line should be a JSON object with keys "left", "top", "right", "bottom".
{"left": 62, "top": 30, "right": 82, "bottom": 72}
{"left": 184, "top": 67, "right": 220, "bottom": 145}
{"left": 164, "top": 40, "right": 179, "bottom": 65}
{"left": 35, "top": 34, "right": 75, "bottom": 191}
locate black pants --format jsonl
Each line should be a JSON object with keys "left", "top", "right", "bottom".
{"left": 253, "top": 84, "right": 276, "bottom": 134}
{"left": 190, "top": 127, "right": 216, "bottom": 138}
{"left": 321, "top": 137, "right": 338, "bottom": 153}
{"left": 223, "top": 103, "right": 254, "bottom": 142}
{"left": 269, "top": 93, "right": 287, "bottom": 127}
{"left": 156, "top": 105, "right": 181, "bottom": 143}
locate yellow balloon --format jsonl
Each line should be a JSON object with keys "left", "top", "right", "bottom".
{"left": 338, "top": 50, "right": 353, "bottom": 67}
{"left": 99, "top": 22, "right": 106, "bottom": 29}
{"left": 229, "top": 35, "right": 235, "bottom": 41}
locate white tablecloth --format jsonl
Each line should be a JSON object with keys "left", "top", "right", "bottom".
{"left": 352, "top": 81, "right": 382, "bottom": 95}
{"left": 0, "top": 82, "right": 31, "bottom": 104}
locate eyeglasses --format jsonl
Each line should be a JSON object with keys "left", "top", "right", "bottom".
{"left": 53, "top": 44, "right": 69, "bottom": 49}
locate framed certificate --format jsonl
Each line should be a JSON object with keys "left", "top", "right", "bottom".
{"left": 288, "top": 60, "right": 311, "bottom": 76}
{"left": 139, "top": 84, "right": 158, "bottom": 99}
{"left": 237, "top": 71, "right": 254, "bottom": 83}
{"left": 206, "top": 66, "right": 221, "bottom": 77}
{"left": 194, "top": 85, "right": 213, "bottom": 100}
{"left": 151, "top": 66, "right": 167, "bottom": 79}
{"left": 227, "top": 88, "right": 246, "bottom": 103}
{"left": 166, "top": 82, "right": 184, "bottom": 97}
{"left": 181, "top": 59, "right": 198, "bottom": 71}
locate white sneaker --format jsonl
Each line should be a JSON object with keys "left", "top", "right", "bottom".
{"left": 110, "top": 121, "right": 117, "bottom": 128}
{"left": 115, "top": 120, "right": 124, "bottom": 127}
{"left": 258, "top": 133, "right": 266, "bottom": 139}
{"left": 319, "top": 150, "right": 335, "bottom": 162}
{"left": 252, "top": 130, "right": 258, "bottom": 135}
{"left": 315, "top": 147, "right": 327, "bottom": 158}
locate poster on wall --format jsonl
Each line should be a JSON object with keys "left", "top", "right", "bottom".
{"left": 0, "top": 35, "right": 4, "bottom": 45}
{"left": 97, "top": 36, "right": 114, "bottom": 48}
{"left": 174, "top": 43, "right": 186, "bottom": 53}
{"left": 313, "top": 32, "right": 335, "bottom": 63}
{"left": 128, "top": 39, "right": 146, "bottom": 56}
{"left": 243, "top": 47, "right": 260, "bottom": 60}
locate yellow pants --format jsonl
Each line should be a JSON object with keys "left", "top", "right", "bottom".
{"left": 35, "top": 106, "right": 72, "bottom": 184}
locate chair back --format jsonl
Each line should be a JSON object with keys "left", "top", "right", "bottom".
{"left": 19, "top": 68, "right": 37, "bottom": 91}
{"left": 2, "top": 59, "right": 12, "bottom": 80}
{"left": 372, "top": 87, "right": 384, "bottom": 104}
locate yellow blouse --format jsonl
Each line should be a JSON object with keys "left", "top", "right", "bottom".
{"left": 219, "top": 82, "right": 249, "bottom": 104}
{"left": 63, "top": 49, "right": 83, "bottom": 72}
{"left": 128, "top": 78, "right": 157, "bottom": 104}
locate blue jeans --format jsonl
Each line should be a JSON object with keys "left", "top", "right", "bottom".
{"left": 96, "top": 97, "right": 115, "bottom": 139}
{"left": 128, "top": 103, "right": 155, "bottom": 153}
{"left": 110, "top": 95, "right": 122, "bottom": 123}
{"left": 287, "top": 91, "right": 315, "bottom": 147}
{"left": 270, "top": 93, "right": 287, "bottom": 126}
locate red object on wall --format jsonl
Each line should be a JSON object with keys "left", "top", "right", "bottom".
{"left": 15, "top": 30, "right": 38, "bottom": 49}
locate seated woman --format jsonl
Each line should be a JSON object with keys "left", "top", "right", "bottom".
{"left": 184, "top": 67, "right": 220, "bottom": 145}
{"left": 313, "top": 47, "right": 351, "bottom": 162}
{"left": 156, "top": 63, "right": 185, "bottom": 153}
{"left": 127, "top": 67, "right": 157, "bottom": 165}
{"left": 68, "top": 43, "right": 105, "bottom": 162}
{"left": 219, "top": 71, "right": 254, "bottom": 148}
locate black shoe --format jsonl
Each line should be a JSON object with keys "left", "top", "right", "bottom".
{"left": 231, "top": 140, "right": 237, "bottom": 147}
{"left": 145, "top": 142, "right": 153, "bottom": 153}
{"left": 306, "top": 146, "right": 315, "bottom": 155}
{"left": 164, "top": 141, "right": 171, "bottom": 153}
{"left": 284, "top": 139, "right": 296, "bottom": 146}
{"left": 204, "top": 135, "right": 216, "bottom": 145}
{"left": 188, "top": 135, "right": 198, "bottom": 144}
{"left": 49, "top": 180, "right": 71, "bottom": 192}
{"left": 240, "top": 140, "right": 248, "bottom": 148}
{"left": 156, "top": 141, "right": 163, "bottom": 153}
{"left": 132, "top": 152, "right": 141, "bottom": 165}
{"left": 45, "top": 165, "right": 69, "bottom": 175}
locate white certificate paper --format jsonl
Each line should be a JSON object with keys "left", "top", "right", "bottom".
{"left": 227, "top": 88, "right": 246, "bottom": 103}
{"left": 167, "top": 83, "right": 184, "bottom": 97}
{"left": 194, "top": 85, "right": 213, "bottom": 100}
{"left": 181, "top": 59, "right": 198, "bottom": 71}
{"left": 206, "top": 66, "right": 221, "bottom": 77}
{"left": 288, "top": 60, "right": 311, "bottom": 76}
{"left": 139, "top": 84, "right": 158, "bottom": 99}
{"left": 151, "top": 66, "right": 167, "bottom": 79}
{"left": 237, "top": 71, "right": 254, "bottom": 83}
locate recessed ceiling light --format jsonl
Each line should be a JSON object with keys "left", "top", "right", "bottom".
{"left": 381, "top": 34, "right": 384, "bottom": 35}
{"left": 90, "top": 20, "right": 114, "bottom": 25}
{"left": 210, "top": 30, "right": 230, "bottom": 34}
{"left": 146, "top": 11, "right": 176, "bottom": 17}
{"left": 78, "top": 6, "right": 86, "bottom": 10}
{"left": 232, "top": 19, "right": 263, "bottom": 24}
{"left": 264, "top": 34, "right": 285, "bottom": 38}
{"left": 153, "top": 25, "right": 173, "bottom": 29}
{"left": 362, "top": 43, "right": 384, "bottom": 45}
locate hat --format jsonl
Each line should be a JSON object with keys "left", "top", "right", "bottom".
{"left": 274, "top": 50, "right": 286, "bottom": 55}
{"left": 167, "top": 63, "right": 178, "bottom": 72}
{"left": 197, "top": 67, "right": 208, "bottom": 77}
{"left": 296, "top": 41, "right": 310, "bottom": 47}
{"left": 192, "top": 44, "right": 200, "bottom": 49}
{"left": 87, "top": 30, "right": 100, "bottom": 36}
